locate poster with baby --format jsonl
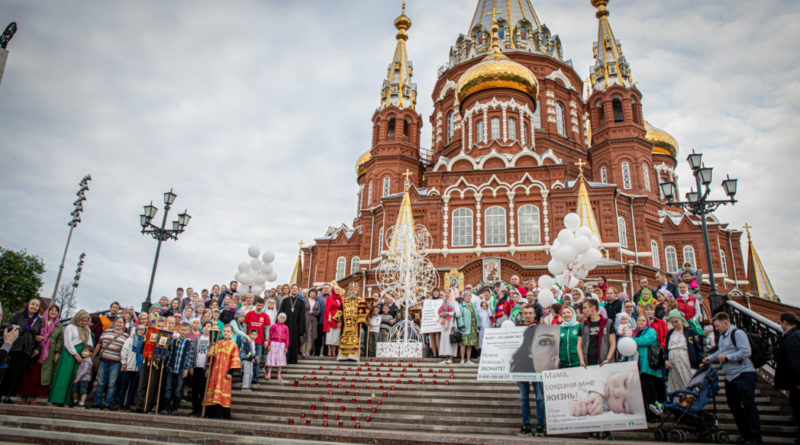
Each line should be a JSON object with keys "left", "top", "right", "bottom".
{"left": 542, "top": 361, "right": 647, "bottom": 435}
{"left": 477, "top": 325, "right": 560, "bottom": 382}
{"left": 419, "top": 298, "right": 444, "bottom": 334}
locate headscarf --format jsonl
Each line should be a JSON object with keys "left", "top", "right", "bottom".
{"left": 131, "top": 326, "right": 146, "bottom": 370}
{"left": 21, "top": 300, "right": 41, "bottom": 332}
{"left": 618, "top": 292, "right": 630, "bottom": 302}
{"left": 70, "top": 309, "right": 91, "bottom": 344}
{"left": 38, "top": 304, "right": 60, "bottom": 363}
{"left": 666, "top": 308, "right": 689, "bottom": 327}
{"left": 277, "top": 312, "right": 287, "bottom": 323}
{"left": 560, "top": 307, "right": 579, "bottom": 328}
{"left": 657, "top": 289, "right": 674, "bottom": 300}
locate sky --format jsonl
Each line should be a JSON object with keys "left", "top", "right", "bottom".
{"left": 1, "top": 0, "right": 798, "bottom": 312}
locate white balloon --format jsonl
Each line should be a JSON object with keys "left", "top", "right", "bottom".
{"left": 262, "top": 251, "right": 276, "bottom": 263}
{"left": 557, "top": 228, "right": 574, "bottom": 246}
{"left": 575, "top": 268, "right": 589, "bottom": 280}
{"left": 261, "top": 263, "right": 274, "bottom": 274}
{"left": 568, "top": 276, "right": 579, "bottom": 289}
{"left": 250, "top": 258, "right": 261, "bottom": 271}
{"left": 590, "top": 236, "right": 601, "bottom": 249}
{"left": 251, "top": 285, "right": 265, "bottom": 296}
{"left": 582, "top": 248, "right": 602, "bottom": 267}
{"left": 248, "top": 245, "right": 260, "bottom": 259}
{"left": 556, "top": 273, "right": 569, "bottom": 287}
{"left": 538, "top": 289, "right": 555, "bottom": 307}
{"left": 538, "top": 274, "right": 554, "bottom": 290}
{"left": 576, "top": 226, "right": 593, "bottom": 239}
{"left": 617, "top": 337, "right": 638, "bottom": 357}
{"left": 266, "top": 272, "right": 278, "bottom": 282}
{"left": 573, "top": 236, "right": 591, "bottom": 254}
{"left": 547, "top": 259, "right": 565, "bottom": 275}
{"left": 238, "top": 262, "right": 250, "bottom": 273}
{"left": 501, "top": 319, "right": 516, "bottom": 329}
{"left": 237, "top": 282, "right": 251, "bottom": 293}
{"left": 564, "top": 213, "right": 580, "bottom": 232}
{"left": 254, "top": 274, "right": 268, "bottom": 284}
{"left": 554, "top": 245, "right": 576, "bottom": 264}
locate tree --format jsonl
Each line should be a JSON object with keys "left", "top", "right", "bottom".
{"left": 55, "top": 283, "right": 78, "bottom": 319}
{"left": 0, "top": 247, "right": 45, "bottom": 322}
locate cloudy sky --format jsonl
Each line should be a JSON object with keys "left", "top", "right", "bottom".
{"left": 1, "top": 0, "right": 798, "bottom": 311}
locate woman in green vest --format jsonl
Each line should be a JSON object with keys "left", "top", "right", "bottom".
{"left": 559, "top": 306, "right": 581, "bottom": 368}
{"left": 48, "top": 310, "right": 93, "bottom": 406}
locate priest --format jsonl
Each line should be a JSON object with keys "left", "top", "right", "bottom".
{"left": 278, "top": 284, "right": 306, "bottom": 364}
{"left": 332, "top": 282, "right": 370, "bottom": 361}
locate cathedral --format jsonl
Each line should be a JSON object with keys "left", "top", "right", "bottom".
{"left": 301, "top": 0, "right": 760, "bottom": 307}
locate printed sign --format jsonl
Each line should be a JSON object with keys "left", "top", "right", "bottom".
{"left": 419, "top": 299, "right": 444, "bottom": 334}
{"left": 477, "top": 325, "right": 560, "bottom": 381}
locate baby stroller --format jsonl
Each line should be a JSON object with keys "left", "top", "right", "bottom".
{"left": 653, "top": 364, "right": 730, "bottom": 443}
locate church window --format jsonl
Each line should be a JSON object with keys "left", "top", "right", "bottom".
{"left": 490, "top": 117, "right": 500, "bottom": 141}
{"left": 387, "top": 116, "right": 396, "bottom": 138}
{"left": 485, "top": 207, "right": 507, "bottom": 246}
{"left": 367, "top": 181, "right": 373, "bottom": 207}
{"left": 555, "top": 102, "right": 566, "bottom": 136}
{"left": 498, "top": 24, "right": 505, "bottom": 39}
{"left": 377, "top": 227, "right": 384, "bottom": 252}
{"left": 476, "top": 119, "right": 485, "bottom": 143}
{"left": 612, "top": 98, "right": 624, "bottom": 122}
{"left": 507, "top": 117, "right": 517, "bottom": 141}
{"left": 642, "top": 163, "right": 651, "bottom": 192}
{"left": 617, "top": 217, "right": 627, "bottom": 248}
{"left": 452, "top": 208, "right": 473, "bottom": 247}
{"left": 621, "top": 162, "right": 632, "bottom": 190}
{"left": 600, "top": 166, "right": 608, "bottom": 184}
{"left": 520, "top": 26, "right": 528, "bottom": 40}
{"left": 382, "top": 177, "right": 390, "bottom": 197}
{"left": 651, "top": 240, "right": 660, "bottom": 268}
{"left": 534, "top": 100, "right": 542, "bottom": 128}
{"left": 335, "top": 257, "right": 346, "bottom": 280}
{"left": 720, "top": 250, "right": 728, "bottom": 276}
{"left": 350, "top": 257, "right": 360, "bottom": 275}
{"left": 447, "top": 111, "right": 454, "bottom": 143}
{"left": 403, "top": 117, "right": 411, "bottom": 138}
{"left": 665, "top": 246, "right": 678, "bottom": 273}
{"left": 682, "top": 246, "right": 696, "bottom": 269}
{"left": 517, "top": 205, "right": 541, "bottom": 245}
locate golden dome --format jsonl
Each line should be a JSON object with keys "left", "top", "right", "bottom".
{"left": 456, "top": 51, "right": 538, "bottom": 105}
{"left": 394, "top": 1, "right": 411, "bottom": 41}
{"left": 355, "top": 151, "right": 371, "bottom": 176}
{"left": 644, "top": 120, "right": 679, "bottom": 158}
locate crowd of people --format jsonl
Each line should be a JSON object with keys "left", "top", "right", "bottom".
{"left": 0, "top": 264, "right": 797, "bottom": 444}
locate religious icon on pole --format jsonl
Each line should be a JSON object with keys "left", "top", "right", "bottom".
{"left": 444, "top": 268, "right": 464, "bottom": 293}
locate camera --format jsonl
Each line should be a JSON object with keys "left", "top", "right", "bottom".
{"left": 0, "top": 324, "right": 19, "bottom": 333}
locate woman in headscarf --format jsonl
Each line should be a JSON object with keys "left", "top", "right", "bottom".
{"left": 664, "top": 309, "right": 704, "bottom": 393}
{"left": 48, "top": 309, "right": 93, "bottom": 406}
{"left": 437, "top": 288, "right": 459, "bottom": 364}
{"left": 18, "top": 304, "right": 62, "bottom": 404}
{"left": 457, "top": 291, "right": 478, "bottom": 364}
{"left": 301, "top": 289, "right": 321, "bottom": 358}
{"left": 0, "top": 298, "right": 43, "bottom": 403}
{"left": 118, "top": 323, "right": 146, "bottom": 410}
{"left": 558, "top": 306, "right": 581, "bottom": 368}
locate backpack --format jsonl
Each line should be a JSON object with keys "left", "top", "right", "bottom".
{"left": 731, "top": 328, "right": 769, "bottom": 369}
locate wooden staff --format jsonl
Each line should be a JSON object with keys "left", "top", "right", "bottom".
{"left": 154, "top": 360, "right": 165, "bottom": 415}
{"left": 142, "top": 358, "right": 154, "bottom": 413}
{"left": 200, "top": 328, "right": 220, "bottom": 418}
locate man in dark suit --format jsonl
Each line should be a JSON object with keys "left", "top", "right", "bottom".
{"left": 653, "top": 271, "right": 678, "bottom": 300}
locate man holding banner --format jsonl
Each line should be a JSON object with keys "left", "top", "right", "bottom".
{"left": 515, "top": 304, "right": 547, "bottom": 437}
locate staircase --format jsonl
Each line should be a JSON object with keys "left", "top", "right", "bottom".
{"left": 0, "top": 357, "right": 796, "bottom": 444}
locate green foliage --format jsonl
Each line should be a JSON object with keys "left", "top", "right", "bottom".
{"left": 0, "top": 247, "right": 45, "bottom": 322}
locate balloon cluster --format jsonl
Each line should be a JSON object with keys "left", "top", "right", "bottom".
{"left": 234, "top": 245, "right": 277, "bottom": 296}
{"left": 537, "top": 213, "right": 603, "bottom": 307}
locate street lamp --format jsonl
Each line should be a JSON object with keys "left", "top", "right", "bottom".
{"left": 50, "top": 174, "right": 91, "bottom": 302}
{"left": 659, "top": 150, "right": 738, "bottom": 312}
{"left": 139, "top": 188, "right": 190, "bottom": 313}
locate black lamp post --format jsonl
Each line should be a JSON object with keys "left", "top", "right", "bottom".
{"left": 50, "top": 175, "right": 91, "bottom": 303}
{"left": 660, "top": 150, "right": 738, "bottom": 312}
{"left": 139, "top": 189, "right": 190, "bottom": 313}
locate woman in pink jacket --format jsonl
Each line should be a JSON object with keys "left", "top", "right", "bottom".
{"left": 265, "top": 313, "right": 289, "bottom": 382}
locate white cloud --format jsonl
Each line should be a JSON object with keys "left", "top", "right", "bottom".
{"left": 0, "top": 0, "right": 797, "bottom": 310}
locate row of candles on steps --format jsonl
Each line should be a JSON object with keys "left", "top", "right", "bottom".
{"left": 287, "top": 359, "right": 455, "bottom": 428}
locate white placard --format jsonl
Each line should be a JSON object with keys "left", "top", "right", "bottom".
{"left": 476, "top": 325, "right": 560, "bottom": 382}
{"left": 419, "top": 299, "right": 444, "bottom": 334}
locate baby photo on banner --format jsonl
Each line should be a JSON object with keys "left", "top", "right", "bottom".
{"left": 542, "top": 361, "right": 648, "bottom": 435}
{"left": 477, "top": 325, "right": 560, "bottom": 381}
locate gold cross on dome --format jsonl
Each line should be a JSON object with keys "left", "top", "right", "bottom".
{"left": 298, "top": 240, "right": 305, "bottom": 250}
{"left": 743, "top": 223, "right": 752, "bottom": 239}
{"left": 575, "top": 159, "right": 587, "bottom": 176}
{"left": 403, "top": 169, "right": 413, "bottom": 182}
{"left": 487, "top": 5, "right": 502, "bottom": 23}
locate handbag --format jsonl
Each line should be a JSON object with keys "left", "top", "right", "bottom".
{"left": 647, "top": 343, "right": 665, "bottom": 370}
{"left": 450, "top": 329, "right": 463, "bottom": 344}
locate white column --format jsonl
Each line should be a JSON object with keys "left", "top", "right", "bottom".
{"left": 540, "top": 189, "right": 550, "bottom": 244}
{"left": 475, "top": 193, "right": 483, "bottom": 247}
{"left": 442, "top": 195, "right": 450, "bottom": 248}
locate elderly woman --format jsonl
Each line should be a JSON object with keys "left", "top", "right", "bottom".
{"left": 0, "top": 298, "right": 43, "bottom": 403}
{"left": 633, "top": 314, "right": 662, "bottom": 422}
{"left": 457, "top": 291, "right": 478, "bottom": 364}
{"left": 438, "top": 288, "right": 459, "bottom": 364}
{"left": 49, "top": 309, "right": 93, "bottom": 406}
{"left": 664, "top": 309, "right": 704, "bottom": 392}
{"left": 18, "top": 304, "right": 61, "bottom": 404}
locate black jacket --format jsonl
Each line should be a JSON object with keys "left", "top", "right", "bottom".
{"left": 7, "top": 311, "right": 43, "bottom": 356}
{"left": 775, "top": 326, "right": 800, "bottom": 390}
{"left": 665, "top": 327, "right": 705, "bottom": 369}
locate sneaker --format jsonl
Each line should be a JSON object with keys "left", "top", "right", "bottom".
{"left": 535, "top": 425, "right": 545, "bottom": 436}
{"left": 648, "top": 402, "right": 663, "bottom": 416}
{"left": 445, "top": 358, "right": 453, "bottom": 364}
{"left": 603, "top": 432, "right": 614, "bottom": 440}
{"left": 516, "top": 425, "right": 532, "bottom": 436}
{"left": 438, "top": 360, "right": 448, "bottom": 364}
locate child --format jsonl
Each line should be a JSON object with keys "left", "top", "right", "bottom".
{"left": 240, "top": 329, "right": 257, "bottom": 391}
{"left": 189, "top": 321, "right": 214, "bottom": 417}
{"left": 163, "top": 322, "right": 194, "bottom": 415}
{"left": 73, "top": 345, "right": 94, "bottom": 407}
{"left": 477, "top": 301, "right": 491, "bottom": 349}
{"left": 265, "top": 313, "right": 289, "bottom": 382}
{"left": 202, "top": 325, "right": 241, "bottom": 419}
{"left": 368, "top": 306, "right": 381, "bottom": 357}
{"left": 616, "top": 314, "right": 633, "bottom": 337}
{"left": 379, "top": 304, "right": 396, "bottom": 341}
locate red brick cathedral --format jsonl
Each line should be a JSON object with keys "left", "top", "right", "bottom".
{"left": 302, "top": 0, "right": 748, "bottom": 301}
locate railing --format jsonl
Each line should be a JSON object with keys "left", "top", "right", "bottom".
{"left": 719, "top": 299, "right": 783, "bottom": 379}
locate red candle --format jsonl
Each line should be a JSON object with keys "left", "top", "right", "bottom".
{"left": 396, "top": 379, "right": 401, "bottom": 384}
{"left": 313, "top": 413, "right": 318, "bottom": 419}
{"left": 312, "top": 370, "right": 316, "bottom": 375}
{"left": 390, "top": 385, "right": 395, "bottom": 391}
{"left": 445, "top": 380, "right": 449, "bottom": 386}
{"left": 366, "top": 385, "right": 370, "bottom": 390}
{"left": 335, "top": 414, "right": 340, "bottom": 420}
{"left": 338, "top": 421, "right": 343, "bottom": 428}
{"left": 301, "top": 412, "right": 306, "bottom": 418}
{"left": 377, "top": 400, "right": 382, "bottom": 405}
{"left": 429, "top": 369, "right": 433, "bottom": 373}
{"left": 324, "top": 405, "right": 328, "bottom": 411}
{"left": 305, "top": 383, "right": 309, "bottom": 388}
{"left": 351, "top": 415, "right": 356, "bottom": 421}
{"left": 323, "top": 414, "right": 328, "bottom": 420}
{"left": 383, "top": 392, "right": 387, "bottom": 397}
{"left": 323, "top": 421, "right": 328, "bottom": 427}
{"left": 433, "top": 380, "right": 437, "bottom": 385}
{"left": 371, "top": 407, "right": 377, "bottom": 413}
{"left": 355, "top": 391, "right": 359, "bottom": 397}
{"left": 311, "top": 404, "right": 316, "bottom": 410}
{"left": 337, "top": 384, "right": 341, "bottom": 389}
{"left": 319, "top": 366, "right": 323, "bottom": 370}
{"left": 351, "top": 384, "right": 355, "bottom": 389}
{"left": 315, "top": 383, "right": 319, "bottom": 388}
{"left": 355, "top": 422, "right": 361, "bottom": 429}
{"left": 337, "top": 397, "right": 341, "bottom": 403}
{"left": 408, "top": 379, "right": 413, "bottom": 384}
{"left": 321, "top": 396, "right": 325, "bottom": 402}
{"left": 357, "top": 406, "right": 361, "bottom": 412}
{"left": 303, "top": 376, "right": 307, "bottom": 381}
{"left": 367, "top": 400, "right": 372, "bottom": 405}
{"left": 306, "top": 420, "right": 311, "bottom": 426}
{"left": 288, "top": 418, "right": 294, "bottom": 425}
{"left": 351, "top": 398, "right": 356, "bottom": 404}
{"left": 340, "top": 406, "right": 345, "bottom": 412}
{"left": 358, "top": 367, "right": 362, "bottom": 372}
{"left": 366, "top": 416, "right": 371, "bottom": 422}
{"left": 348, "top": 367, "right": 352, "bottom": 372}
{"left": 294, "top": 380, "right": 298, "bottom": 387}
{"left": 324, "top": 376, "right": 328, "bottom": 382}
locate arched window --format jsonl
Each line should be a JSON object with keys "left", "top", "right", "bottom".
{"left": 682, "top": 246, "right": 696, "bottom": 269}
{"left": 600, "top": 166, "right": 608, "bottom": 184}
{"left": 596, "top": 101, "right": 605, "bottom": 128}
{"left": 651, "top": 240, "right": 660, "bottom": 268}
{"left": 447, "top": 111, "right": 454, "bottom": 143}
{"left": 507, "top": 117, "right": 517, "bottom": 141}
{"left": 665, "top": 246, "right": 679, "bottom": 273}
{"left": 485, "top": 207, "right": 507, "bottom": 246}
{"left": 720, "top": 250, "right": 728, "bottom": 276}
{"left": 555, "top": 102, "right": 566, "bottom": 136}
{"left": 490, "top": 117, "right": 500, "bottom": 140}
{"left": 612, "top": 98, "right": 624, "bottom": 122}
{"left": 476, "top": 119, "right": 484, "bottom": 143}
{"left": 350, "top": 257, "right": 360, "bottom": 275}
{"left": 367, "top": 181, "right": 373, "bottom": 206}
{"left": 617, "top": 217, "right": 627, "bottom": 248}
{"left": 631, "top": 97, "right": 642, "bottom": 124}
{"left": 452, "top": 208, "right": 473, "bottom": 247}
{"left": 357, "top": 187, "right": 362, "bottom": 213}
{"left": 534, "top": 100, "right": 541, "bottom": 128}
{"left": 382, "top": 177, "right": 390, "bottom": 197}
{"left": 377, "top": 227, "right": 384, "bottom": 252}
{"left": 403, "top": 117, "right": 411, "bottom": 138}
{"left": 642, "top": 163, "right": 651, "bottom": 192}
{"left": 517, "top": 205, "right": 541, "bottom": 245}
{"left": 387, "top": 115, "right": 396, "bottom": 138}
{"left": 621, "top": 162, "right": 632, "bottom": 189}
{"left": 335, "top": 257, "right": 346, "bottom": 280}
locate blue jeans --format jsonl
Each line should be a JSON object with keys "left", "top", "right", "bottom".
{"left": 518, "top": 381, "right": 546, "bottom": 428}
{"left": 93, "top": 360, "right": 121, "bottom": 408}
{"left": 117, "top": 370, "right": 139, "bottom": 408}
{"left": 252, "top": 344, "right": 263, "bottom": 382}
{"left": 163, "top": 371, "right": 185, "bottom": 412}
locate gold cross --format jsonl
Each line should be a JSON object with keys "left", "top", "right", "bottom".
{"left": 401, "top": 0, "right": 406, "bottom": 15}
{"left": 743, "top": 223, "right": 752, "bottom": 239}
{"left": 487, "top": 5, "right": 502, "bottom": 23}
{"left": 575, "top": 159, "right": 587, "bottom": 176}
{"left": 298, "top": 240, "right": 305, "bottom": 250}
{"left": 402, "top": 169, "right": 413, "bottom": 182}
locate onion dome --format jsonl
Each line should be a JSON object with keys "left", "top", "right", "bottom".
{"left": 355, "top": 151, "right": 371, "bottom": 176}
{"left": 644, "top": 121, "right": 679, "bottom": 158}
{"left": 456, "top": 12, "right": 538, "bottom": 105}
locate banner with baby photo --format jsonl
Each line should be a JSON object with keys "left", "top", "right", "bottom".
{"left": 476, "top": 325, "right": 560, "bottom": 382}
{"left": 542, "top": 361, "right": 647, "bottom": 435}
